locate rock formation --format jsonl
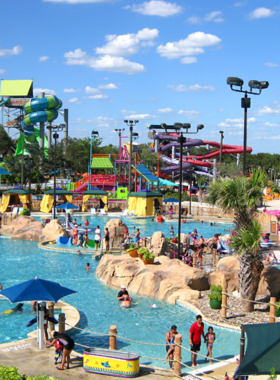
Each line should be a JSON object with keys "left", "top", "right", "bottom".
{"left": 104, "top": 218, "right": 128, "bottom": 248}
{"left": 1, "top": 216, "right": 69, "bottom": 241}
{"left": 150, "top": 231, "right": 170, "bottom": 257}
{"left": 96, "top": 254, "right": 209, "bottom": 304}
{"left": 209, "top": 255, "right": 280, "bottom": 297}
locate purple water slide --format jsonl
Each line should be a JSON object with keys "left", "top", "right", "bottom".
{"left": 154, "top": 134, "right": 203, "bottom": 152}
{"left": 161, "top": 162, "right": 192, "bottom": 173}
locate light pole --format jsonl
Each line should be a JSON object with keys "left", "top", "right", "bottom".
{"left": 88, "top": 130, "right": 99, "bottom": 190}
{"left": 219, "top": 131, "right": 224, "bottom": 167}
{"left": 227, "top": 77, "right": 269, "bottom": 175}
{"left": 46, "top": 124, "right": 65, "bottom": 219}
{"left": 124, "top": 120, "right": 138, "bottom": 193}
{"left": 174, "top": 123, "right": 204, "bottom": 258}
{"left": 114, "top": 128, "right": 125, "bottom": 160}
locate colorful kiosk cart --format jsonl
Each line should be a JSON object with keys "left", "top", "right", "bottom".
{"left": 83, "top": 347, "right": 139, "bottom": 377}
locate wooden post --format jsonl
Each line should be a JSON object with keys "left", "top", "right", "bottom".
{"left": 47, "top": 302, "right": 55, "bottom": 332}
{"left": 193, "top": 252, "right": 197, "bottom": 267}
{"left": 109, "top": 325, "right": 117, "bottom": 350}
{"left": 58, "top": 313, "right": 65, "bottom": 333}
{"left": 239, "top": 327, "right": 245, "bottom": 362}
{"left": 270, "top": 297, "right": 276, "bottom": 323}
{"left": 221, "top": 291, "right": 227, "bottom": 318}
{"left": 174, "top": 333, "right": 182, "bottom": 375}
{"left": 212, "top": 250, "right": 216, "bottom": 266}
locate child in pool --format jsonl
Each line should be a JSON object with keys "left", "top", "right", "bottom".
{"left": 170, "top": 226, "right": 174, "bottom": 236}
{"left": 85, "top": 263, "right": 91, "bottom": 271}
{"left": 205, "top": 326, "right": 216, "bottom": 364}
{"left": 164, "top": 331, "right": 177, "bottom": 364}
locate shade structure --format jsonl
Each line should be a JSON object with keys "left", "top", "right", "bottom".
{"left": 0, "top": 167, "right": 10, "bottom": 175}
{"left": 235, "top": 323, "right": 280, "bottom": 377}
{"left": 3, "top": 189, "right": 29, "bottom": 195}
{"left": 83, "top": 189, "right": 108, "bottom": 196}
{"left": 264, "top": 209, "right": 280, "bottom": 218}
{"left": 0, "top": 277, "right": 77, "bottom": 303}
{"left": 162, "top": 197, "right": 179, "bottom": 203}
{"left": 44, "top": 189, "right": 72, "bottom": 196}
{"left": 129, "top": 191, "right": 162, "bottom": 198}
{"left": 128, "top": 191, "right": 162, "bottom": 216}
{"left": 56, "top": 202, "right": 79, "bottom": 210}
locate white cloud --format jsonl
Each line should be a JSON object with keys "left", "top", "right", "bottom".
{"left": 180, "top": 57, "right": 197, "bottom": 64}
{"left": 234, "top": 2, "right": 244, "bottom": 7}
{"left": 168, "top": 84, "right": 215, "bottom": 92}
{"left": 125, "top": 113, "right": 155, "bottom": 120}
{"left": 255, "top": 104, "right": 280, "bottom": 116}
{"left": 44, "top": 0, "right": 114, "bottom": 3}
{"left": 264, "top": 122, "right": 279, "bottom": 127}
{"left": 187, "top": 16, "right": 200, "bottom": 24}
{"left": 204, "top": 11, "right": 224, "bottom": 22}
{"left": 64, "top": 49, "right": 146, "bottom": 74}
{"left": 98, "top": 83, "right": 118, "bottom": 89}
{"left": 265, "top": 62, "right": 278, "bottom": 67}
{"left": 68, "top": 97, "right": 79, "bottom": 103}
{"left": 96, "top": 28, "right": 158, "bottom": 57}
{"left": 34, "top": 88, "right": 56, "bottom": 96}
{"left": 158, "top": 108, "right": 173, "bottom": 113}
{"left": 124, "top": 0, "right": 182, "bottom": 17}
{"left": 218, "top": 117, "right": 257, "bottom": 128}
{"left": 85, "top": 86, "right": 100, "bottom": 94}
{"left": 178, "top": 110, "right": 200, "bottom": 119}
{"left": 121, "top": 109, "right": 137, "bottom": 114}
{"left": 0, "top": 69, "right": 6, "bottom": 74}
{"left": 0, "top": 45, "right": 22, "bottom": 57}
{"left": 39, "top": 56, "right": 49, "bottom": 62}
{"left": 87, "top": 94, "right": 108, "bottom": 99}
{"left": 64, "top": 88, "right": 79, "bottom": 93}
{"left": 157, "top": 32, "right": 221, "bottom": 61}
{"left": 249, "top": 7, "right": 275, "bottom": 20}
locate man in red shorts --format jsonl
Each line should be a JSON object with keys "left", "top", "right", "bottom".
{"left": 189, "top": 315, "right": 205, "bottom": 367}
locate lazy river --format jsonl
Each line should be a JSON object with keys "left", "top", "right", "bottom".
{"left": 0, "top": 216, "right": 239, "bottom": 369}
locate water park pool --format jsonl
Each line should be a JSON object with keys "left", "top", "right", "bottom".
{"left": 0, "top": 218, "right": 238, "bottom": 369}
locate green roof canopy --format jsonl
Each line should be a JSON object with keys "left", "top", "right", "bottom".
{"left": 235, "top": 323, "right": 280, "bottom": 377}
{"left": 129, "top": 191, "right": 162, "bottom": 198}
{"left": 83, "top": 190, "right": 108, "bottom": 196}
{"left": 44, "top": 190, "right": 72, "bottom": 195}
{"left": 3, "top": 189, "right": 29, "bottom": 195}
{"left": 0, "top": 80, "right": 33, "bottom": 97}
{"left": 91, "top": 158, "right": 113, "bottom": 169}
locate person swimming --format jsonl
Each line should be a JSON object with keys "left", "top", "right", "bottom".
{"left": 1, "top": 303, "right": 24, "bottom": 315}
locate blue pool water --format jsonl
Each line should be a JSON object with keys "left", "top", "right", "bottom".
{"left": 0, "top": 217, "right": 238, "bottom": 369}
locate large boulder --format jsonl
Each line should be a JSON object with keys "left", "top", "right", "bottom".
{"left": 258, "top": 266, "right": 280, "bottom": 297}
{"left": 150, "top": 231, "right": 170, "bottom": 257}
{"left": 104, "top": 219, "right": 128, "bottom": 248}
{"left": 96, "top": 254, "right": 208, "bottom": 304}
{"left": 1, "top": 216, "right": 69, "bottom": 241}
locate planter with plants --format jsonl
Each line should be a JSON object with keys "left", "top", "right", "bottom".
{"left": 126, "top": 244, "right": 138, "bottom": 258}
{"left": 143, "top": 252, "right": 155, "bottom": 265}
{"left": 210, "top": 284, "right": 223, "bottom": 296}
{"left": 275, "top": 302, "right": 280, "bottom": 317}
{"left": 137, "top": 247, "right": 149, "bottom": 260}
{"left": 208, "top": 293, "right": 222, "bottom": 309}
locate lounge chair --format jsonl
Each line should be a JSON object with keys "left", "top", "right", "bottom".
{"left": 12, "top": 207, "right": 19, "bottom": 215}
{"left": 91, "top": 208, "right": 97, "bottom": 215}
{"left": 129, "top": 210, "right": 135, "bottom": 216}
{"left": 99, "top": 208, "right": 107, "bottom": 216}
{"left": 121, "top": 209, "right": 129, "bottom": 217}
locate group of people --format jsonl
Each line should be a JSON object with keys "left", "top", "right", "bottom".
{"left": 165, "top": 315, "right": 216, "bottom": 369}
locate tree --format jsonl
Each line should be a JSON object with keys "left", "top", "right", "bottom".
{"left": 0, "top": 125, "right": 15, "bottom": 156}
{"left": 208, "top": 170, "right": 267, "bottom": 312}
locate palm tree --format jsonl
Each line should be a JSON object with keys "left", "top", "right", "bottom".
{"left": 208, "top": 170, "right": 267, "bottom": 312}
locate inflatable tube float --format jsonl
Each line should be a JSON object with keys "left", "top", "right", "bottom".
{"left": 56, "top": 236, "right": 73, "bottom": 247}
{"left": 26, "top": 315, "right": 58, "bottom": 327}
{"left": 2, "top": 303, "right": 24, "bottom": 315}
{"left": 120, "top": 300, "right": 131, "bottom": 308}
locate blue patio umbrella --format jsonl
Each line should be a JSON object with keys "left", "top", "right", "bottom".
{"left": 162, "top": 197, "right": 179, "bottom": 203}
{"left": 56, "top": 202, "right": 79, "bottom": 210}
{"left": 0, "top": 167, "right": 10, "bottom": 175}
{"left": 0, "top": 277, "right": 77, "bottom": 303}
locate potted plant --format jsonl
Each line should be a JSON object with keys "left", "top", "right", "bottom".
{"left": 210, "top": 285, "right": 223, "bottom": 296}
{"left": 208, "top": 293, "right": 222, "bottom": 309}
{"left": 137, "top": 247, "right": 149, "bottom": 260}
{"left": 275, "top": 302, "right": 280, "bottom": 317}
{"left": 126, "top": 243, "right": 138, "bottom": 258}
{"left": 143, "top": 252, "right": 155, "bottom": 265}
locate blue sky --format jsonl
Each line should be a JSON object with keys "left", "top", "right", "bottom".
{"left": 1, "top": 0, "right": 280, "bottom": 153}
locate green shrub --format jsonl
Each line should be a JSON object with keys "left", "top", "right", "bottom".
{"left": 275, "top": 302, "right": 280, "bottom": 310}
{"left": 208, "top": 293, "right": 222, "bottom": 301}
{"left": 210, "top": 285, "right": 223, "bottom": 292}
{"left": 126, "top": 243, "right": 137, "bottom": 252}
{"left": 143, "top": 252, "right": 155, "bottom": 260}
{"left": 137, "top": 247, "right": 149, "bottom": 255}
{"left": 0, "top": 365, "right": 58, "bottom": 380}
{"left": 20, "top": 209, "right": 30, "bottom": 216}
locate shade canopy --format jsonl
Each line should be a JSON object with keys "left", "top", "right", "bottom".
{"left": 159, "top": 179, "right": 178, "bottom": 187}
{"left": 0, "top": 167, "right": 10, "bottom": 175}
{"left": 129, "top": 191, "right": 162, "bottom": 198}
{"left": 83, "top": 189, "right": 108, "bottom": 196}
{"left": 44, "top": 189, "right": 72, "bottom": 196}
{"left": 162, "top": 197, "right": 179, "bottom": 203}
{"left": 235, "top": 323, "right": 280, "bottom": 377}
{"left": 56, "top": 202, "right": 79, "bottom": 210}
{"left": 3, "top": 189, "right": 29, "bottom": 195}
{"left": 0, "top": 277, "right": 77, "bottom": 303}
{"left": 264, "top": 210, "right": 280, "bottom": 217}
{"left": 91, "top": 157, "right": 113, "bottom": 169}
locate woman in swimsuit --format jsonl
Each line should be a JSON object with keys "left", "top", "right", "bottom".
{"left": 105, "top": 227, "right": 110, "bottom": 252}
{"left": 205, "top": 326, "right": 216, "bottom": 364}
{"left": 46, "top": 330, "right": 75, "bottom": 370}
